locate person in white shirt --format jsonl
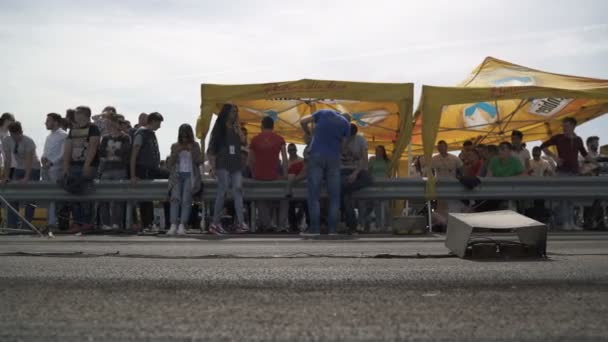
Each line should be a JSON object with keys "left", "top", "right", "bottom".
{"left": 41, "top": 113, "right": 68, "bottom": 230}
{"left": 529, "top": 147, "right": 553, "bottom": 177}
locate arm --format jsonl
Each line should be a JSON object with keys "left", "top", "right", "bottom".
{"left": 578, "top": 138, "right": 589, "bottom": 159}
{"left": 300, "top": 116, "right": 314, "bottom": 137}
{"left": 167, "top": 143, "right": 179, "bottom": 168}
{"left": 280, "top": 144, "right": 288, "bottom": 178}
{"left": 540, "top": 137, "right": 557, "bottom": 160}
{"left": 130, "top": 144, "right": 141, "bottom": 183}
{"left": 62, "top": 139, "right": 72, "bottom": 176}
{"left": 83, "top": 136, "right": 100, "bottom": 177}
{"left": 2, "top": 142, "right": 11, "bottom": 181}
{"left": 22, "top": 150, "right": 34, "bottom": 182}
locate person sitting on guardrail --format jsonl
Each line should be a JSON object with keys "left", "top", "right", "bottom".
{"left": 63, "top": 106, "right": 101, "bottom": 234}
{"left": 130, "top": 112, "right": 164, "bottom": 233}
{"left": 366, "top": 145, "right": 391, "bottom": 232}
{"left": 540, "top": 117, "right": 589, "bottom": 231}
{"left": 486, "top": 142, "right": 525, "bottom": 178}
{"left": 207, "top": 104, "right": 249, "bottom": 236}
{"left": 98, "top": 114, "right": 131, "bottom": 232}
{"left": 1, "top": 121, "right": 42, "bottom": 229}
{"left": 340, "top": 123, "right": 372, "bottom": 235}
{"left": 166, "top": 124, "right": 202, "bottom": 236}
{"left": 580, "top": 136, "right": 606, "bottom": 230}
{"left": 41, "top": 113, "right": 68, "bottom": 233}
{"left": 249, "top": 116, "right": 289, "bottom": 233}
{"left": 431, "top": 140, "right": 464, "bottom": 230}
{"left": 300, "top": 110, "right": 350, "bottom": 237}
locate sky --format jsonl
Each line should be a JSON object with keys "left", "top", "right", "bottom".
{"left": 1, "top": 0, "right": 607, "bottom": 157}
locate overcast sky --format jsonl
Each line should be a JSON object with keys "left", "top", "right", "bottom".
{"left": 1, "top": 0, "right": 607, "bottom": 157}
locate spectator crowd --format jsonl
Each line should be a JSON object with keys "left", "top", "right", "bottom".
{"left": 0, "top": 106, "right": 605, "bottom": 236}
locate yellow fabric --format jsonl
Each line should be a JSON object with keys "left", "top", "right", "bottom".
{"left": 198, "top": 79, "right": 414, "bottom": 171}
{"left": 417, "top": 57, "right": 608, "bottom": 198}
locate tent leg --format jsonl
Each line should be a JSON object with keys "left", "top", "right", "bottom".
{"left": 0, "top": 195, "right": 43, "bottom": 237}
{"left": 427, "top": 200, "right": 433, "bottom": 234}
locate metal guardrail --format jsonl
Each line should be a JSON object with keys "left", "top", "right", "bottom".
{"left": 0, "top": 177, "right": 607, "bottom": 202}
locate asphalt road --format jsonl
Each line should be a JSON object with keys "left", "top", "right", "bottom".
{"left": 0, "top": 233, "right": 607, "bottom": 341}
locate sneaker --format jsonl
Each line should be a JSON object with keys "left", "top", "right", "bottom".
{"left": 275, "top": 226, "right": 289, "bottom": 233}
{"left": 347, "top": 229, "right": 359, "bottom": 236}
{"left": 235, "top": 223, "right": 250, "bottom": 234}
{"left": 568, "top": 224, "right": 584, "bottom": 231}
{"left": 300, "top": 232, "right": 320, "bottom": 238}
{"left": 166, "top": 224, "right": 178, "bottom": 236}
{"left": 101, "top": 225, "right": 114, "bottom": 232}
{"left": 111, "top": 224, "right": 120, "bottom": 230}
{"left": 208, "top": 224, "right": 228, "bottom": 236}
{"left": 328, "top": 232, "right": 340, "bottom": 237}
{"left": 177, "top": 224, "right": 187, "bottom": 236}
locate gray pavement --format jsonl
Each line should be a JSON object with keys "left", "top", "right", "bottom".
{"left": 0, "top": 233, "right": 607, "bottom": 341}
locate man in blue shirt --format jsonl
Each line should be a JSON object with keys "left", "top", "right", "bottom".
{"left": 300, "top": 110, "right": 350, "bottom": 237}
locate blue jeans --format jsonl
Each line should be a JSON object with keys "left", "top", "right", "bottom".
{"left": 555, "top": 171, "right": 577, "bottom": 227}
{"left": 69, "top": 165, "right": 97, "bottom": 226}
{"left": 307, "top": 155, "right": 341, "bottom": 234}
{"left": 170, "top": 172, "right": 193, "bottom": 225}
{"left": 213, "top": 169, "right": 244, "bottom": 225}
{"left": 341, "top": 169, "right": 373, "bottom": 230}
{"left": 99, "top": 168, "right": 127, "bottom": 227}
{"left": 8, "top": 169, "right": 41, "bottom": 228}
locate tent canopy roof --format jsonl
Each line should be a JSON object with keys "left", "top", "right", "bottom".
{"left": 414, "top": 57, "right": 608, "bottom": 155}
{"left": 197, "top": 79, "right": 414, "bottom": 169}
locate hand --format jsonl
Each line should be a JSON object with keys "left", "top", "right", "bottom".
{"left": 556, "top": 158, "right": 564, "bottom": 167}
{"left": 83, "top": 165, "right": 92, "bottom": 178}
{"left": 347, "top": 172, "right": 358, "bottom": 184}
{"left": 1, "top": 178, "right": 9, "bottom": 184}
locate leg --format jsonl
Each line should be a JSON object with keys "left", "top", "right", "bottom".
{"left": 180, "top": 173, "right": 193, "bottom": 225}
{"left": 257, "top": 201, "right": 272, "bottom": 230}
{"left": 7, "top": 169, "right": 25, "bottom": 227}
{"left": 278, "top": 199, "right": 289, "bottom": 229}
{"left": 111, "top": 170, "right": 127, "bottom": 227}
{"left": 169, "top": 174, "right": 183, "bottom": 225}
{"left": 306, "top": 156, "right": 323, "bottom": 234}
{"left": 326, "top": 158, "right": 342, "bottom": 234}
{"left": 23, "top": 169, "right": 40, "bottom": 224}
{"left": 98, "top": 171, "right": 112, "bottom": 227}
{"left": 212, "top": 169, "right": 229, "bottom": 224}
{"left": 230, "top": 172, "right": 245, "bottom": 225}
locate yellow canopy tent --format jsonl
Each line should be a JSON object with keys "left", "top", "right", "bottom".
{"left": 197, "top": 79, "right": 414, "bottom": 171}
{"left": 417, "top": 57, "right": 608, "bottom": 198}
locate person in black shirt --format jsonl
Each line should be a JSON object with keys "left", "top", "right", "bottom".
{"left": 99, "top": 114, "right": 131, "bottom": 230}
{"left": 207, "top": 104, "right": 248, "bottom": 235}
{"left": 63, "top": 106, "right": 101, "bottom": 233}
{"left": 130, "top": 112, "right": 163, "bottom": 232}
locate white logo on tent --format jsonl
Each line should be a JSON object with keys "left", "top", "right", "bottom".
{"left": 527, "top": 98, "right": 573, "bottom": 117}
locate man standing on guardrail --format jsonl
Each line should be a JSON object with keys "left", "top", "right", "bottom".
{"left": 63, "top": 106, "right": 101, "bottom": 234}
{"left": 130, "top": 112, "right": 164, "bottom": 234}
{"left": 540, "top": 117, "right": 588, "bottom": 231}
{"left": 300, "top": 110, "right": 350, "bottom": 237}
{"left": 41, "top": 113, "right": 68, "bottom": 233}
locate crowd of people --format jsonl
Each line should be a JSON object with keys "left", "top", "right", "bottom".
{"left": 0, "top": 106, "right": 605, "bottom": 236}
{"left": 416, "top": 117, "right": 607, "bottom": 231}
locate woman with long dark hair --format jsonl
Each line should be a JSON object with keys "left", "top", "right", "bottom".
{"left": 207, "top": 104, "right": 248, "bottom": 235}
{"left": 166, "top": 124, "right": 202, "bottom": 236}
